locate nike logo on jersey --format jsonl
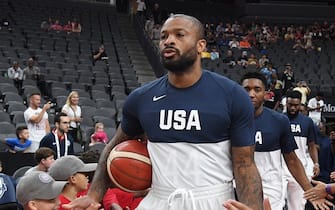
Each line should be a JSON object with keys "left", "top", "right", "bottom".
{"left": 153, "top": 95, "right": 166, "bottom": 102}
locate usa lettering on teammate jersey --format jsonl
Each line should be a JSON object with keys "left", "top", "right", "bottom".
{"left": 255, "top": 131, "right": 263, "bottom": 144}
{"left": 159, "top": 109, "right": 201, "bottom": 130}
{"left": 290, "top": 124, "right": 301, "bottom": 133}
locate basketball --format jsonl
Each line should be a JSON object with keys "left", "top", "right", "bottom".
{"left": 107, "top": 140, "right": 152, "bottom": 192}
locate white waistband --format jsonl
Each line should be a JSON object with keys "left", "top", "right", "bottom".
{"left": 152, "top": 182, "right": 233, "bottom": 200}
{"left": 151, "top": 183, "right": 233, "bottom": 210}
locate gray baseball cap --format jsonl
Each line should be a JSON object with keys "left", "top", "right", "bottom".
{"left": 48, "top": 155, "right": 97, "bottom": 181}
{"left": 16, "top": 171, "right": 66, "bottom": 205}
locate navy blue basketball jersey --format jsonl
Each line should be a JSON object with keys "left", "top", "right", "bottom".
{"left": 254, "top": 107, "right": 297, "bottom": 153}
{"left": 254, "top": 107, "right": 297, "bottom": 208}
{"left": 121, "top": 70, "right": 255, "bottom": 188}
{"left": 283, "top": 112, "right": 316, "bottom": 176}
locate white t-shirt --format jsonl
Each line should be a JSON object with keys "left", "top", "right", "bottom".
{"left": 136, "top": 0, "right": 146, "bottom": 12}
{"left": 62, "top": 104, "right": 81, "bottom": 128}
{"left": 24, "top": 107, "right": 48, "bottom": 152}
{"left": 308, "top": 97, "right": 324, "bottom": 124}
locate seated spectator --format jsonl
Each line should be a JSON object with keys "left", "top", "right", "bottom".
{"left": 258, "top": 54, "right": 269, "bottom": 68}
{"left": 63, "top": 20, "right": 72, "bottom": 33}
{"left": 25, "top": 147, "right": 55, "bottom": 174}
{"left": 92, "top": 44, "right": 108, "bottom": 64}
{"left": 16, "top": 171, "right": 67, "bottom": 210}
{"left": 90, "top": 122, "right": 109, "bottom": 146}
{"left": 216, "top": 33, "right": 229, "bottom": 47}
{"left": 224, "top": 23, "right": 235, "bottom": 38}
{"left": 7, "top": 61, "right": 24, "bottom": 93}
{"left": 228, "top": 37, "right": 239, "bottom": 49}
{"left": 48, "top": 155, "right": 97, "bottom": 210}
{"left": 71, "top": 19, "right": 82, "bottom": 33}
{"left": 284, "top": 27, "right": 295, "bottom": 41}
{"left": 237, "top": 51, "right": 248, "bottom": 68}
{"left": 23, "top": 57, "right": 41, "bottom": 81}
{"left": 50, "top": 20, "right": 63, "bottom": 31}
{"left": 239, "top": 38, "right": 251, "bottom": 49}
{"left": 260, "top": 62, "right": 277, "bottom": 87}
{"left": 40, "top": 17, "right": 52, "bottom": 32}
{"left": 245, "top": 31, "right": 257, "bottom": 46}
{"left": 210, "top": 47, "right": 220, "bottom": 60}
{"left": 222, "top": 50, "right": 236, "bottom": 67}
{"left": 247, "top": 53, "right": 259, "bottom": 67}
{"left": 206, "top": 31, "right": 216, "bottom": 46}
{"left": 215, "top": 22, "right": 225, "bottom": 37}
{"left": 1, "top": 126, "right": 32, "bottom": 153}
{"left": 292, "top": 39, "right": 305, "bottom": 53}
{"left": 304, "top": 37, "right": 315, "bottom": 52}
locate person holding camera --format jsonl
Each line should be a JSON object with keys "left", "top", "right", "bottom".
{"left": 39, "top": 112, "right": 74, "bottom": 159}
{"left": 61, "top": 91, "right": 82, "bottom": 144}
{"left": 92, "top": 44, "right": 108, "bottom": 65}
{"left": 281, "top": 63, "right": 295, "bottom": 94}
{"left": 24, "top": 93, "right": 51, "bottom": 153}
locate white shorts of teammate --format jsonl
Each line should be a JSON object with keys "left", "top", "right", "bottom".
{"left": 136, "top": 183, "right": 234, "bottom": 210}
{"left": 262, "top": 180, "right": 285, "bottom": 210}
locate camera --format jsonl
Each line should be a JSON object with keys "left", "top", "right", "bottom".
{"left": 48, "top": 100, "right": 57, "bottom": 108}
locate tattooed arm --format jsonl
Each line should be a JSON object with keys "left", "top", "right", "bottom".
{"left": 232, "top": 145, "right": 263, "bottom": 210}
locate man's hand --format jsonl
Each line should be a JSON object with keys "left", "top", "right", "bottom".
{"left": 223, "top": 198, "right": 272, "bottom": 210}
{"left": 309, "top": 198, "right": 333, "bottom": 210}
{"left": 43, "top": 102, "right": 52, "bottom": 110}
{"left": 313, "top": 164, "right": 320, "bottom": 177}
{"left": 62, "top": 195, "right": 100, "bottom": 210}
{"left": 304, "top": 180, "right": 328, "bottom": 201}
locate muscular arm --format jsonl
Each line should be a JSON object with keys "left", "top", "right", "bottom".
{"left": 87, "top": 126, "right": 146, "bottom": 202}
{"left": 283, "top": 151, "right": 312, "bottom": 191}
{"left": 29, "top": 103, "right": 51, "bottom": 123}
{"left": 232, "top": 145, "right": 263, "bottom": 210}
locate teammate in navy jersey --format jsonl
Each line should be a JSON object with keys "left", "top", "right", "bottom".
{"left": 283, "top": 90, "right": 321, "bottom": 210}
{"left": 64, "top": 14, "right": 263, "bottom": 210}
{"left": 241, "top": 72, "right": 330, "bottom": 210}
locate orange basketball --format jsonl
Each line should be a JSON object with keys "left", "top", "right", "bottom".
{"left": 107, "top": 140, "right": 152, "bottom": 192}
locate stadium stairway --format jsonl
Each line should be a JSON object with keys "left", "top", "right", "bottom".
{"left": 116, "top": 14, "right": 156, "bottom": 85}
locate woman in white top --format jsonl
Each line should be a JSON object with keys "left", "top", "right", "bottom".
{"left": 61, "top": 91, "right": 82, "bottom": 143}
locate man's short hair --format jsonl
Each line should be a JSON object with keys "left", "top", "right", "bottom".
{"left": 240, "top": 71, "right": 267, "bottom": 88}
{"left": 34, "top": 147, "right": 55, "bottom": 163}
{"left": 16, "top": 126, "right": 28, "bottom": 139}
{"left": 29, "top": 92, "right": 41, "bottom": 98}
{"left": 54, "top": 112, "right": 67, "bottom": 124}
{"left": 166, "top": 14, "right": 205, "bottom": 40}
{"left": 286, "top": 90, "right": 302, "bottom": 100}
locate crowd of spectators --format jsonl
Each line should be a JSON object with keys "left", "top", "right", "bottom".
{"left": 40, "top": 17, "right": 82, "bottom": 34}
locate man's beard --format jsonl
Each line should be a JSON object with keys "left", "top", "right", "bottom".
{"left": 287, "top": 110, "right": 299, "bottom": 119}
{"left": 161, "top": 47, "right": 198, "bottom": 73}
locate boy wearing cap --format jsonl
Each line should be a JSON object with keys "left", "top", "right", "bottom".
{"left": 48, "top": 155, "right": 97, "bottom": 210}
{"left": 16, "top": 171, "right": 66, "bottom": 210}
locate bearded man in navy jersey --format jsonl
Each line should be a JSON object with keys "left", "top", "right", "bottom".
{"left": 64, "top": 14, "right": 264, "bottom": 210}
{"left": 241, "top": 72, "right": 331, "bottom": 210}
